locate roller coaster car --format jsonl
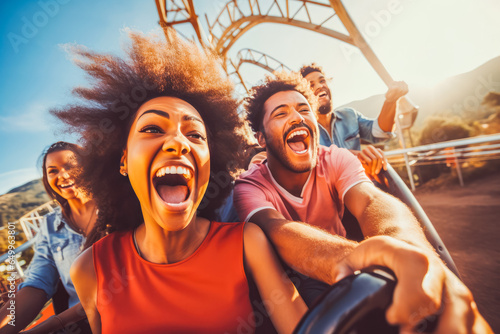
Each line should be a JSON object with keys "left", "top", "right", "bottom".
{"left": 293, "top": 164, "right": 459, "bottom": 333}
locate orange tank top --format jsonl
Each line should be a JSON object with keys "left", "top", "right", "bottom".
{"left": 92, "top": 222, "right": 254, "bottom": 334}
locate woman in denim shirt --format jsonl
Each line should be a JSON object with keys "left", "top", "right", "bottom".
{"left": 0, "top": 142, "right": 97, "bottom": 334}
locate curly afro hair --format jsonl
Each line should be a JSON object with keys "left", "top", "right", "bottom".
{"left": 51, "top": 30, "right": 249, "bottom": 247}
{"left": 245, "top": 71, "right": 318, "bottom": 133}
{"left": 299, "top": 63, "right": 324, "bottom": 78}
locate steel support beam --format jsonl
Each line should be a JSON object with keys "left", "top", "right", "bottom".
{"left": 328, "top": 0, "right": 393, "bottom": 85}
{"left": 155, "top": 0, "right": 207, "bottom": 46}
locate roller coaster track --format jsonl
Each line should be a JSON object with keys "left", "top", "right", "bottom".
{"left": 236, "top": 48, "right": 291, "bottom": 73}
{"left": 155, "top": 0, "right": 207, "bottom": 45}
{"left": 155, "top": 0, "right": 395, "bottom": 87}
{"left": 206, "top": 0, "right": 354, "bottom": 57}
{"left": 228, "top": 48, "right": 292, "bottom": 93}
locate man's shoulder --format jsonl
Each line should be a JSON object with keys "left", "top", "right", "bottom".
{"left": 334, "top": 106, "right": 358, "bottom": 116}
{"left": 236, "top": 163, "right": 268, "bottom": 184}
{"left": 318, "top": 144, "right": 351, "bottom": 157}
{"left": 317, "top": 145, "right": 357, "bottom": 169}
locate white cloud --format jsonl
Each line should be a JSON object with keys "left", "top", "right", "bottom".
{"left": 0, "top": 102, "right": 51, "bottom": 133}
{"left": 0, "top": 168, "right": 41, "bottom": 195}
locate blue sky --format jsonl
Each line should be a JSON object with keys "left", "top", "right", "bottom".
{"left": 1, "top": 0, "right": 500, "bottom": 194}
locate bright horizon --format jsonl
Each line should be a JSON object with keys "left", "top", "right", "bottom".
{"left": 1, "top": 0, "right": 500, "bottom": 194}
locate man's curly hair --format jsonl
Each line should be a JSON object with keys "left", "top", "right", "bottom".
{"left": 299, "top": 63, "right": 324, "bottom": 78}
{"left": 51, "top": 30, "right": 248, "bottom": 247}
{"left": 245, "top": 71, "right": 317, "bottom": 133}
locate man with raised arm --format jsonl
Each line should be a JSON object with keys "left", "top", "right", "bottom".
{"left": 300, "top": 63, "right": 408, "bottom": 178}
{"left": 233, "top": 72, "right": 491, "bottom": 333}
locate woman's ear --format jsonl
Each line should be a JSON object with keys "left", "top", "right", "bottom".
{"left": 120, "top": 150, "right": 128, "bottom": 176}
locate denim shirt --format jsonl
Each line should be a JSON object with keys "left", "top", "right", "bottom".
{"left": 19, "top": 207, "right": 84, "bottom": 307}
{"left": 318, "top": 107, "right": 395, "bottom": 150}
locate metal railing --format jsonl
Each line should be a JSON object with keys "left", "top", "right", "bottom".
{"left": 17, "top": 201, "right": 58, "bottom": 240}
{"left": 385, "top": 133, "right": 500, "bottom": 189}
{"left": 0, "top": 201, "right": 57, "bottom": 279}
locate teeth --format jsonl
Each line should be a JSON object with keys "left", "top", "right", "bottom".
{"left": 288, "top": 130, "right": 308, "bottom": 140}
{"left": 155, "top": 166, "right": 191, "bottom": 179}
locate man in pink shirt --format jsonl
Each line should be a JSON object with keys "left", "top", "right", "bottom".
{"left": 233, "top": 72, "right": 491, "bottom": 333}
{"left": 235, "top": 142, "right": 368, "bottom": 238}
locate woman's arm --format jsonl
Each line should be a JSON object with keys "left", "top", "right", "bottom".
{"left": 70, "top": 247, "right": 101, "bottom": 334}
{"left": 0, "top": 287, "right": 47, "bottom": 334}
{"left": 243, "top": 223, "right": 307, "bottom": 334}
{"left": 21, "top": 302, "right": 87, "bottom": 334}
{"left": 0, "top": 219, "right": 59, "bottom": 334}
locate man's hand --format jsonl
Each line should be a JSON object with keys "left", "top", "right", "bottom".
{"left": 332, "top": 236, "right": 492, "bottom": 333}
{"left": 385, "top": 81, "right": 409, "bottom": 103}
{"left": 356, "top": 145, "right": 387, "bottom": 178}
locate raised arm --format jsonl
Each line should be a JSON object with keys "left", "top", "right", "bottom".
{"left": 377, "top": 81, "right": 408, "bottom": 132}
{"left": 243, "top": 223, "right": 307, "bottom": 333}
{"left": 69, "top": 247, "right": 101, "bottom": 334}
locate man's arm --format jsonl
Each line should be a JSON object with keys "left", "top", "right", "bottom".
{"left": 249, "top": 209, "right": 492, "bottom": 332}
{"left": 343, "top": 181, "right": 432, "bottom": 251}
{"left": 377, "top": 81, "right": 408, "bottom": 132}
{"left": 249, "top": 209, "right": 357, "bottom": 284}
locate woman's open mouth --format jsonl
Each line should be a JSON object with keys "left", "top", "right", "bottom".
{"left": 153, "top": 165, "right": 194, "bottom": 207}
{"left": 286, "top": 128, "right": 310, "bottom": 155}
{"left": 58, "top": 181, "right": 75, "bottom": 189}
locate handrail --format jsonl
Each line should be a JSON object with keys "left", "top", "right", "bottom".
{"left": 18, "top": 201, "right": 58, "bottom": 240}
{"left": 385, "top": 134, "right": 500, "bottom": 188}
{"left": 0, "top": 239, "right": 36, "bottom": 263}
{"left": 0, "top": 201, "right": 57, "bottom": 279}
{"left": 385, "top": 134, "right": 500, "bottom": 156}
{"left": 381, "top": 165, "right": 460, "bottom": 277}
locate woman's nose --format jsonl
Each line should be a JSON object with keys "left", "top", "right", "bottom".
{"left": 59, "top": 169, "right": 70, "bottom": 179}
{"left": 162, "top": 134, "right": 190, "bottom": 156}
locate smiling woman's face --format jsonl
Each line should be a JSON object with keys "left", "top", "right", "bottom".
{"left": 45, "top": 150, "right": 80, "bottom": 200}
{"left": 121, "top": 96, "right": 210, "bottom": 230}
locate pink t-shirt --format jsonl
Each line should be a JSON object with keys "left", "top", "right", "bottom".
{"left": 234, "top": 145, "right": 370, "bottom": 236}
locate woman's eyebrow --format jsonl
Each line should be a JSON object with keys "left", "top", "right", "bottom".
{"left": 138, "top": 109, "right": 170, "bottom": 119}
{"left": 183, "top": 114, "right": 204, "bottom": 124}
{"left": 138, "top": 110, "right": 203, "bottom": 124}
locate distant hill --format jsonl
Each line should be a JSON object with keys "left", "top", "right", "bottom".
{"left": 338, "top": 56, "right": 500, "bottom": 129}
{"left": 0, "top": 179, "right": 50, "bottom": 227}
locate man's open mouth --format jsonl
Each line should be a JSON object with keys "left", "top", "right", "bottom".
{"left": 153, "top": 166, "right": 193, "bottom": 205}
{"left": 318, "top": 90, "right": 328, "bottom": 99}
{"left": 286, "top": 128, "right": 310, "bottom": 154}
